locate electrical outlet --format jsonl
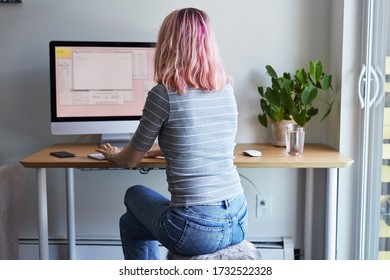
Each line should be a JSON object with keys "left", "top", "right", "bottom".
{"left": 256, "top": 194, "right": 272, "bottom": 218}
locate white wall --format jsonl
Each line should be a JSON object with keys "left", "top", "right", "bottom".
{"left": 0, "top": 0, "right": 342, "bottom": 259}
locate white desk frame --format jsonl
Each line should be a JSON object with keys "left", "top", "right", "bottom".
{"left": 22, "top": 143, "right": 352, "bottom": 260}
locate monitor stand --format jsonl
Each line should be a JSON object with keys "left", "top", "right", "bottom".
{"left": 100, "top": 133, "right": 133, "bottom": 148}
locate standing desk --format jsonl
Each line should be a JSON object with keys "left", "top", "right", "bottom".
{"left": 20, "top": 143, "right": 353, "bottom": 260}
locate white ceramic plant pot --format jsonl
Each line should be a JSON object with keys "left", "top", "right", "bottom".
{"left": 270, "top": 119, "right": 296, "bottom": 146}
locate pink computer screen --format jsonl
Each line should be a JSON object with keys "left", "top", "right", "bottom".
{"left": 50, "top": 41, "right": 155, "bottom": 120}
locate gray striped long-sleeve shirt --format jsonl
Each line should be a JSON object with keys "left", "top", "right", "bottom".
{"left": 131, "top": 83, "right": 243, "bottom": 206}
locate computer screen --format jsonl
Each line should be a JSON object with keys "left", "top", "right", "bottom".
{"left": 49, "top": 41, "right": 156, "bottom": 145}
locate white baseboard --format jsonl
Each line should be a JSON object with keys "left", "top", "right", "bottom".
{"left": 19, "top": 237, "right": 294, "bottom": 260}
{"left": 18, "top": 239, "right": 167, "bottom": 260}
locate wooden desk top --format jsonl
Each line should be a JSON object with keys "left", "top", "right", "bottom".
{"left": 20, "top": 143, "right": 353, "bottom": 169}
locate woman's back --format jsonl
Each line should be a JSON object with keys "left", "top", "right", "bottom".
{"left": 159, "top": 84, "right": 242, "bottom": 206}
{"left": 131, "top": 83, "right": 242, "bottom": 207}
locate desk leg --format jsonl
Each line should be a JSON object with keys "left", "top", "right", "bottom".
{"left": 325, "top": 168, "right": 338, "bottom": 260}
{"left": 304, "top": 168, "right": 314, "bottom": 260}
{"left": 66, "top": 168, "right": 76, "bottom": 260}
{"left": 37, "top": 168, "right": 49, "bottom": 260}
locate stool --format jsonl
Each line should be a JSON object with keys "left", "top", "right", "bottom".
{"left": 166, "top": 240, "right": 261, "bottom": 260}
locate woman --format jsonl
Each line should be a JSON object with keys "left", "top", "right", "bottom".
{"left": 97, "top": 7, "right": 248, "bottom": 260}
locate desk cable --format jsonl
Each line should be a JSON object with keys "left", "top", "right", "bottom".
{"left": 239, "top": 173, "right": 266, "bottom": 206}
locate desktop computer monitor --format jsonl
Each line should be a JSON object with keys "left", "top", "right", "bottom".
{"left": 49, "top": 41, "right": 156, "bottom": 146}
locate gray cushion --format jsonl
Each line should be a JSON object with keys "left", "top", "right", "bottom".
{"left": 167, "top": 240, "right": 261, "bottom": 260}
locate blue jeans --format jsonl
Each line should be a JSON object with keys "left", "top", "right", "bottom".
{"left": 119, "top": 185, "right": 248, "bottom": 260}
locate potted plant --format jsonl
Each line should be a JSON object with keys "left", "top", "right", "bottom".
{"left": 257, "top": 60, "right": 334, "bottom": 146}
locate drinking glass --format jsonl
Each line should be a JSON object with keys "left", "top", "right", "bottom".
{"left": 285, "top": 124, "right": 305, "bottom": 156}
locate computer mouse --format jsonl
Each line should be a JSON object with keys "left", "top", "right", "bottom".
{"left": 243, "top": 149, "right": 262, "bottom": 157}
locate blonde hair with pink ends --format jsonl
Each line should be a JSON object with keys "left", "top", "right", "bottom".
{"left": 154, "top": 8, "right": 228, "bottom": 93}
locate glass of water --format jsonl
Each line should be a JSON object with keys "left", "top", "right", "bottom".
{"left": 285, "top": 124, "right": 305, "bottom": 156}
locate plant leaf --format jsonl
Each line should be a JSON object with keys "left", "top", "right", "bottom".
{"left": 266, "top": 65, "right": 278, "bottom": 79}
{"left": 295, "top": 68, "right": 307, "bottom": 84}
{"left": 320, "top": 101, "right": 334, "bottom": 121}
{"left": 283, "top": 72, "right": 291, "bottom": 80}
{"left": 292, "top": 110, "right": 307, "bottom": 127}
{"left": 258, "top": 114, "right": 268, "bottom": 127}
{"left": 279, "top": 77, "right": 293, "bottom": 90}
{"left": 274, "top": 107, "right": 284, "bottom": 121}
{"left": 322, "top": 74, "right": 332, "bottom": 91}
{"left": 271, "top": 77, "right": 280, "bottom": 91}
{"left": 260, "top": 98, "right": 268, "bottom": 112}
{"left": 258, "top": 86, "right": 264, "bottom": 96}
{"left": 309, "top": 60, "right": 322, "bottom": 84}
{"left": 261, "top": 99, "right": 276, "bottom": 121}
{"left": 301, "top": 85, "right": 318, "bottom": 105}
{"left": 264, "top": 88, "right": 280, "bottom": 107}
{"left": 307, "top": 107, "right": 318, "bottom": 116}
{"left": 280, "top": 87, "right": 294, "bottom": 112}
